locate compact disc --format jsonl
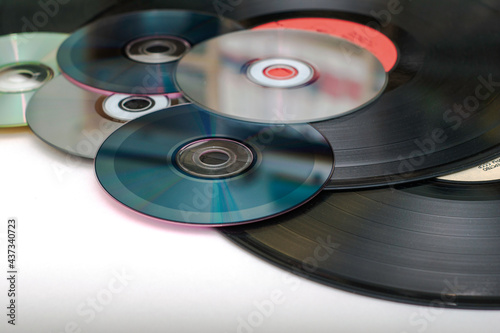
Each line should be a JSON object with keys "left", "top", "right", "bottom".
{"left": 213, "top": 0, "right": 500, "bottom": 189}
{"left": 95, "top": 104, "right": 334, "bottom": 226}
{"left": 222, "top": 173, "right": 500, "bottom": 308}
{"left": 57, "top": 10, "right": 242, "bottom": 95}
{"left": 0, "top": 32, "right": 67, "bottom": 127}
{"left": 26, "top": 75, "right": 183, "bottom": 158}
{"left": 175, "top": 29, "right": 387, "bottom": 124}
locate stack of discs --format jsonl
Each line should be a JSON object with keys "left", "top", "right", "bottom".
{"left": 214, "top": 0, "right": 500, "bottom": 309}
{"left": 92, "top": 26, "right": 386, "bottom": 225}
{"left": 26, "top": 9, "right": 242, "bottom": 157}
{"left": 26, "top": 9, "right": 341, "bottom": 226}
{"left": 174, "top": 14, "right": 500, "bottom": 189}
{"left": 13, "top": 1, "right": 500, "bottom": 310}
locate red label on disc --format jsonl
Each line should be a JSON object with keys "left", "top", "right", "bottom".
{"left": 253, "top": 18, "right": 398, "bottom": 72}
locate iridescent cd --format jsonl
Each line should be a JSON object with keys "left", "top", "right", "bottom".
{"left": 26, "top": 75, "right": 184, "bottom": 158}
{"left": 95, "top": 104, "right": 334, "bottom": 226}
{"left": 175, "top": 29, "right": 387, "bottom": 124}
{"left": 0, "top": 32, "right": 68, "bottom": 127}
{"left": 57, "top": 10, "right": 242, "bottom": 95}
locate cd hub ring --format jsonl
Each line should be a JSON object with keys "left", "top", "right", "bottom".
{"left": 175, "top": 138, "right": 254, "bottom": 179}
{"left": 119, "top": 96, "right": 155, "bottom": 112}
{"left": 0, "top": 62, "right": 54, "bottom": 93}
{"left": 125, "top": 36, "right": 191, "bottom": 64}
{"left": 247, "top": 58, "right": 315, "bottom": 88}
{"left": 102, "top": 94, "right": 170, "bottom": 121}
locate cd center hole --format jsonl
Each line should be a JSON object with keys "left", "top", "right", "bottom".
{"left": 146, "top": 45, "right": 171, "bottom": 53}
{"left": 199, "top": 150, "right": 230, "bottom": 166}
{"left": 264, "top": 65, "right": 298, "bottom": 80}
{"left": 121, "top": 97, "right": 153, "bottom": 112}
{"left": 9, "top": 71, "right": 34, "bottom": 83}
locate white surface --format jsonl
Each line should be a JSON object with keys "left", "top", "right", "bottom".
{"left": 1, "top": 126, "right": 500, "bottom": 333}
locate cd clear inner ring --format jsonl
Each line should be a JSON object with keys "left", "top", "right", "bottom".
{"left": 125, "top": 36, "right": 191, "bottom": 64}
{"left": 0, "top": 62, "right": 53, "bottom": 93}
{"left": 175, "top": 138, "right": 254, "bottom": 179}
{"left": 247, "top": 58, "right": 314, "bottom": 88}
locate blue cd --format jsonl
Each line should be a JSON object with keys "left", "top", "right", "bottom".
{"left": 95, "top": 104, "right": 334, "bottom": 226}
{"left": 57, "top": 10, "right": 242, "bottom": 95}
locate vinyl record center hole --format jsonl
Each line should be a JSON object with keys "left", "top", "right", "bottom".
{"left": 199, "top": 150, "right": 230, "bottom": 166}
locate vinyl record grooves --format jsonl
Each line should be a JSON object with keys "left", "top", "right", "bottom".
{"left": 215, "top": 0, "right": 500, "bottom": 189}
{"left": 57, "top": 10, "right": 242, "bottom": 95}
{"left": 0, "top": 32, "right": 67, "bottom": 127}
{"left": 221, "top": 169, "right": 500, "bottom": 308}
{"left": 26, "top": 75, "right": 183, "bottom": 158}
{"left": 95, "top": 104, "right": 334, "bottom": 226}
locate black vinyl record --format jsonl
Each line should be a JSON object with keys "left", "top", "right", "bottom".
{"left": 206, "top": 0, "right": 500, "bottom": 189}
{"left": 221, "top": 173, "right": 500, "bottom": 309}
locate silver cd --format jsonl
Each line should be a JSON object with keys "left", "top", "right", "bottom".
{"left": 26, "top": 75, "right": 184, "bottom": 158}
{"left": 0, "top": 32, "right": 68, "bottom": 127}
{"left": 175, "top": 29, "right": 387, "bottom": 124}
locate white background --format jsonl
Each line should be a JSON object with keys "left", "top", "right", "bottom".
{"left": 1, "top": 126, "right": 500, "bottom": 333}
